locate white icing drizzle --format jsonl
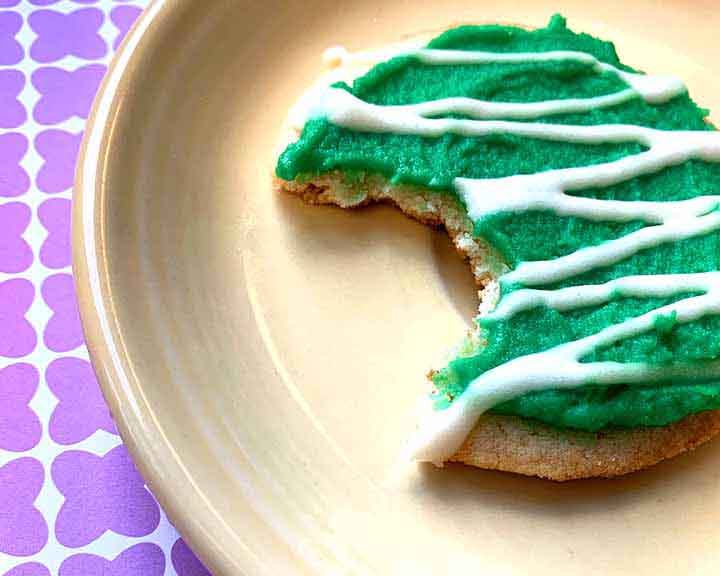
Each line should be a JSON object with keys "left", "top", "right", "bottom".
{"left": 411, "top": 48, "right": 686, "bottom": 105}
{"left": 460, "top": 178, "right": 720, "bottom": 224}
{"left": 505, "top": 210, "right": 720, "bottom": 286}
{"left": 488, "top": 272, "right": 720, "bottom": 320}
{"left": 390, "top": 89, "right": 640, "bottom": 120}
{"left": 307, "top": 42, "right": 720, "bottom": 462}
{"left": 314, "top": 87, "right": 710, "bottom": 144}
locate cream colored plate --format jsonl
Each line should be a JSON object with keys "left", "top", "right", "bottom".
{"left": 73, "top": 1, "right": 720, "bottom": 574}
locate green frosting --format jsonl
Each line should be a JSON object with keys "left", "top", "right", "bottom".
{"left": 275, "top": 15, "right": 720, "bottom": 432}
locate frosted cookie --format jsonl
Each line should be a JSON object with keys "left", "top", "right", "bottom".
{"left": 275, "top": 15, "right": 720, "bottom": 480}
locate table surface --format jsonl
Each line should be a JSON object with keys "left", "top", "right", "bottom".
{"left": 0, "top": 1, "right": 211, "bottom": 575}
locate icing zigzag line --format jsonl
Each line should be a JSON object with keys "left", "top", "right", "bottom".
{"left": 410, "top": 48, "right": 686, "bottom": 105}
{"left": 488, "top": 271, "right": 720, "bottom": 319}
{"left": 505, "top": 211, "right": 720, "bottom": 286}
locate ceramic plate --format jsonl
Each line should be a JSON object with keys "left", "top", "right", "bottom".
{"left": 74, "top": 0, "right": 720, "bottom": 573}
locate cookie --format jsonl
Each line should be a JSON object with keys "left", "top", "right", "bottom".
{"left": 275, "top": 15, "right": 720, "bottom": 479}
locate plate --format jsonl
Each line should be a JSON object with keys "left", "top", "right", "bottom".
{"left": 73, "top": 0, "right": 720, "bottom": 574}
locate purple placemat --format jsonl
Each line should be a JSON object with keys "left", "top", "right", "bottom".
{"left": 0, "top": 2, "right": 211, "bottom": 574}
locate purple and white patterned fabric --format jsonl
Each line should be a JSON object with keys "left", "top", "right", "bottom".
{"left": 0, "top": 2, "right": 212, "bottom": 574}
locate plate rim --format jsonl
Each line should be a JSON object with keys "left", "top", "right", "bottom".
{"left": 72, "top": 1, "right": 263, "bottom": 574}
